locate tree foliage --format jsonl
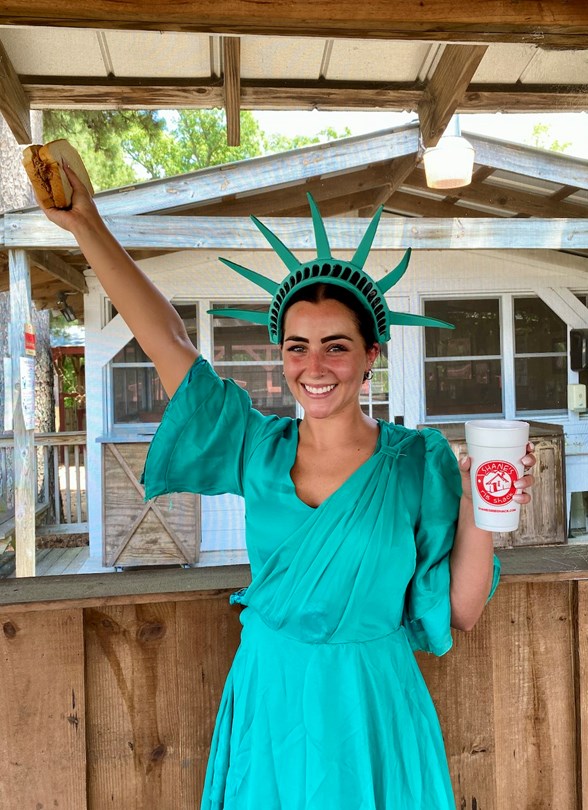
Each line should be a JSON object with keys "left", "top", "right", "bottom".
{"left": 43, "top": 109, "right": 351, "bottom": 191}
{"left": 528, "top": 123, "right": 571, "bottom": 154}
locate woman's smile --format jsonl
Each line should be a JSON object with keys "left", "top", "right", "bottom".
{"left": 301, "top": 383, "right": 337, "bottom": 396}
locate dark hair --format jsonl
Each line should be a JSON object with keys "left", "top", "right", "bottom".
{"left": 281, "top": 283, "right": 378, "bottom": 349}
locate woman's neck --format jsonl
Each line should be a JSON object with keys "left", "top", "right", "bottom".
{"left": 298, "top": 407, "right": 378, "bottom": 452}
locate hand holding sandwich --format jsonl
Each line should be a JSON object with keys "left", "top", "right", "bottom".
{"left": 28, "top": 143, "right": 198, "bottom": 396}
{"left": 33, "top": 159, "right": 101, "bottom": 236}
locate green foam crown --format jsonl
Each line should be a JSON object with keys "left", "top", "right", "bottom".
{"left": 209, "top": 192, "right": 454, "bottom": 343}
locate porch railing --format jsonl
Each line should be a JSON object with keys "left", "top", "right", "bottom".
{"left": 0, "top": 431, "right": 87, "bottom": 546}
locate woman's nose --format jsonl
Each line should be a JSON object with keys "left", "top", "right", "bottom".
{"left": 307, "top": 351, "right": 325, "bottom": 377}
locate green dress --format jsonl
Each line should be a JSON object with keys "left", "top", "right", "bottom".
{"left": 143, "top": 357, "right": 500, "bottom": 810}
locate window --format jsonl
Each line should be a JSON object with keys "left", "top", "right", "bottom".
{"left": 514, "top": 297, "right": 567, "bottom": 413}
{"left": 211, "top": 303, "right": 296, "bottom": 417}
{"left": 424, "top": 299, "right": 503, "bottom": 417}
{"left": 574, "top": 293, "right": 588, "bottom": 394}
{"left": 111, "top": 304, "right": 198, "bottom": 425}
{"left": 360, "top": 343, "right": 390, "bottom": 420}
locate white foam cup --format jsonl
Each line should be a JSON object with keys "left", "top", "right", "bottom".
{"left": 464, "top": 419, "right": 530, "bottom": 532}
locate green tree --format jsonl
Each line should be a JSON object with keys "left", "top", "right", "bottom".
{"left": 122, "top": 109, "right": 266, "bottom": 178}
{"left": 529, "top": 123, "right": 571, "bottom": 153}
{"left": 43, "top": 110, "right": 166, "bottom": 190}
{"left": 263, "top": 126, "right": 352, "bottom": 153}
{"left": 43, "top": 109, "right": 351, "bottom": 191}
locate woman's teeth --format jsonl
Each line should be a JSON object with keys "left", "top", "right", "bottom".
{"left": 303, "top": 383, "right": 336, "bottom": 394}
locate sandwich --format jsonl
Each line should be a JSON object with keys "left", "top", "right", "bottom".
{"left": 22, "top": 139, "right": 94, "bottom": 209}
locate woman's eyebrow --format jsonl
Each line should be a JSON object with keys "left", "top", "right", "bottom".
{"left": 321, "top": 334, "right": 352, "bottom": 343}
{"left": 283, "top": 334, "right": 353, "bottom": 343}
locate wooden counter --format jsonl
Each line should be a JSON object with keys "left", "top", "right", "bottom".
{"left": 0, "top": 545, "right": 586, "bottom": 809}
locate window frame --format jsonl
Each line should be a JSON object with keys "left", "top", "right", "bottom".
{"left": 107, "top": 299, "right": 199, "bottom": 431}
{"left": 421, "top": 295, "right": 505, "bottom": 421}
{"left": 512, "top": 295, "right": 568, "bottom": 418}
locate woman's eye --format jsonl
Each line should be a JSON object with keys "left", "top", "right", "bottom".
{"left": 327, "top": 344, "right": 346, "bottom": 352}
{"left": 287, "top": 345, "right": 306, "bottom": 353}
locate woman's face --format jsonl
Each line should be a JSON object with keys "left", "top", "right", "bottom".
{"left": 281, "top": 298, "right": 379, "bottom": 421}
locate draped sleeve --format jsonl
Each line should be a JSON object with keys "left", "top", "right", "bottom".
{"left": 401, "top": 427, "right": 501, "bottom": 657}
{"left": 141, "top": 356, "right": 269, "bottom": 500}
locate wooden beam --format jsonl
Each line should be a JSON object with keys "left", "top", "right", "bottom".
{"left": 186, "top": 161, "right": 403, "bottom": 217}
{"left": 365, "top": 154, "right": 418, "bottom": 215}
{"left": 405, "top": 172, "right": 588, "bottom": 218}
{"left": 8, "top": 249, "right": 35, "bottom": 577}
{"left": 419, "top": 45, "right": 488, "bottom": 147}
{"left": 535, "top": 286, "right": 588, "bottom": 329}
{"left": 0, "top": 2, "right": 587, "bottom": 46}
{"left": 466, "top": 133, "right": 588, "bottom": 190}
{"left": 29, "top": 250, "right": 88, "bottom": 293}
{"left": 461, "top": 85, "right": 588, "bottom": 113}
{"left": 223, "top": 37, "right": 241, "bottom": 146}
{"left": 20, "top": 78, "right": 588, "bottom": 113}
{"left": 0, "top": 40, "right": 31, "bottom": 143}
{"left": 88, "top": 126, "right": 419, "bottom": 216}
{"left": 4, "top": 213, "right": 588, "bottom": 250}
{"left": 384, "top": 191, "right": 494, "bottom": 219}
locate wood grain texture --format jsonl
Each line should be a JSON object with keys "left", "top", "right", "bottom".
{"left": 0, "top": 608, "right": 86, "bottom": 807}
{"left": 84, "top": 595, "right": 241, "bottom": 809}
{"left": 223, "top": 37, "right": 241, "bottom": 147}
{"left": 419, "top": 44, "right": 488, "bottom": 147}
{"left": 418, "top": 581, "right": 579, "bottom": 808}
{"left": 418, "top": 607, "right": 498, "bottom": 809}
{"left": 20, "top": 79, "right": 588, "bottom": 114}
{"left": 6, "top": 213, "right": 588, "bottom": 251}
{"left": 578, "top": 581, "right": 588, "bottom": 807}
{"left": 103, "top": 443, "right": 200, "bottom": 568}
{"left": 0, "top": 579, "right": 586, "bottom": 807}
{"left": 490, "top": 582, "right": 577, "bottom": 808}
{"left": 0, "top": 40, "right": 30, "bottom": 143}
{"left": 0, "top": 1, "right": 587, "bottom": 46}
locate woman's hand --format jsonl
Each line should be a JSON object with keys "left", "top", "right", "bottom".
{"left": 458, "top": 441, "right": 536, "bottom": 504}
{"left": 35, "top": 161, "right": 102, "bottom": 236}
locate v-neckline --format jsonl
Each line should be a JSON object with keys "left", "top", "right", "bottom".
{"left": 288, "top": 419, "right": 383, "bottom": 510}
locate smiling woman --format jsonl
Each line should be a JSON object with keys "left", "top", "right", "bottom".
{"left": 33, "top": 175, "right": 535, "bottom": 810}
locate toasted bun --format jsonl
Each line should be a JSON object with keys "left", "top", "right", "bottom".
{"left": 22, "top": 139, "right": 94, "bottom": 209}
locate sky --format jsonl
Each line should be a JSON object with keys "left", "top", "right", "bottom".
{"left": 253, "top": 110, "right": 588, "bottom": 159}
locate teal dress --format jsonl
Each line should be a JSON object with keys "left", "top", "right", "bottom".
{"left": 143, "top": 357, "right": 500, "bottom": 810}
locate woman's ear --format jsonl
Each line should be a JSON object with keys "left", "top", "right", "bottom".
{"left": 367, "top": 343, "right": 380, "bottom": 365}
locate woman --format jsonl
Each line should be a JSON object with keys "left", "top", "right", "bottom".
{"left": 39, "top": 167, "right": 534, "bottom": 809}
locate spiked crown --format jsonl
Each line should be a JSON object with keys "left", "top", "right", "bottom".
{"left": 209, "top": 193, "right": 454, "bottom": 343}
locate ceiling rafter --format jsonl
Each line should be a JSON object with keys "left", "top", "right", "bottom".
{"left": 222, "top": 36, "right": 241, "bottom": 146}
{"left": 0, "top": 40, "right": 31, "bottom": 143}
{"left": 176, "top": 161, "right": 402, "bottom": 217}
{"left": 404, "top": 172, "right": 588, "bottom": 218}
{"left": 366, "top": 154, "right": 418, "bottom": 216}
{"left": 418, "top": 44, "right": 489, "bottom": 147}
{"left": 0, "top": 1, "right": 587, "bottom": 47}
{"left": 29, "top": 250, "right": 88, "bottom": 293}
{"left": 384, "top": 191, "right": 498, "bottom": 219}
{"left": 18, "top": 77, "right": 588, "bottom": 113}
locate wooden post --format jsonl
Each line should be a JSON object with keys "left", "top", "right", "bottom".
{"left": 8, "top": 249, "right": 35, "bottom": 577}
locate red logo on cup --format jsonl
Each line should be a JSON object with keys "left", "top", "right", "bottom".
{"left": 475, "top": 460, "right": 517, "bottom": 505}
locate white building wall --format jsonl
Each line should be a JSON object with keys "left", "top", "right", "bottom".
{"left": 84, "top": 247, "right": 588, "bottom": 563}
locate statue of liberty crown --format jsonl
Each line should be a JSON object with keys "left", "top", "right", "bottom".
{"left": 208, "top": 193, "right": 454, "bottom": 343}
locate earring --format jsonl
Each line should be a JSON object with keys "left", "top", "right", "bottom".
{"left": 363, "top": 369, "right": 373, "bottom": 382}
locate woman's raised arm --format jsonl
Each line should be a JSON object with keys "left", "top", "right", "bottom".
{"left": 38, "top": 163, "right": 199, "bottom": 398}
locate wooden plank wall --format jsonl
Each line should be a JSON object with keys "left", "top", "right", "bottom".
{"left": 0, "top": 581, "right": 582, "bottom": 808}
